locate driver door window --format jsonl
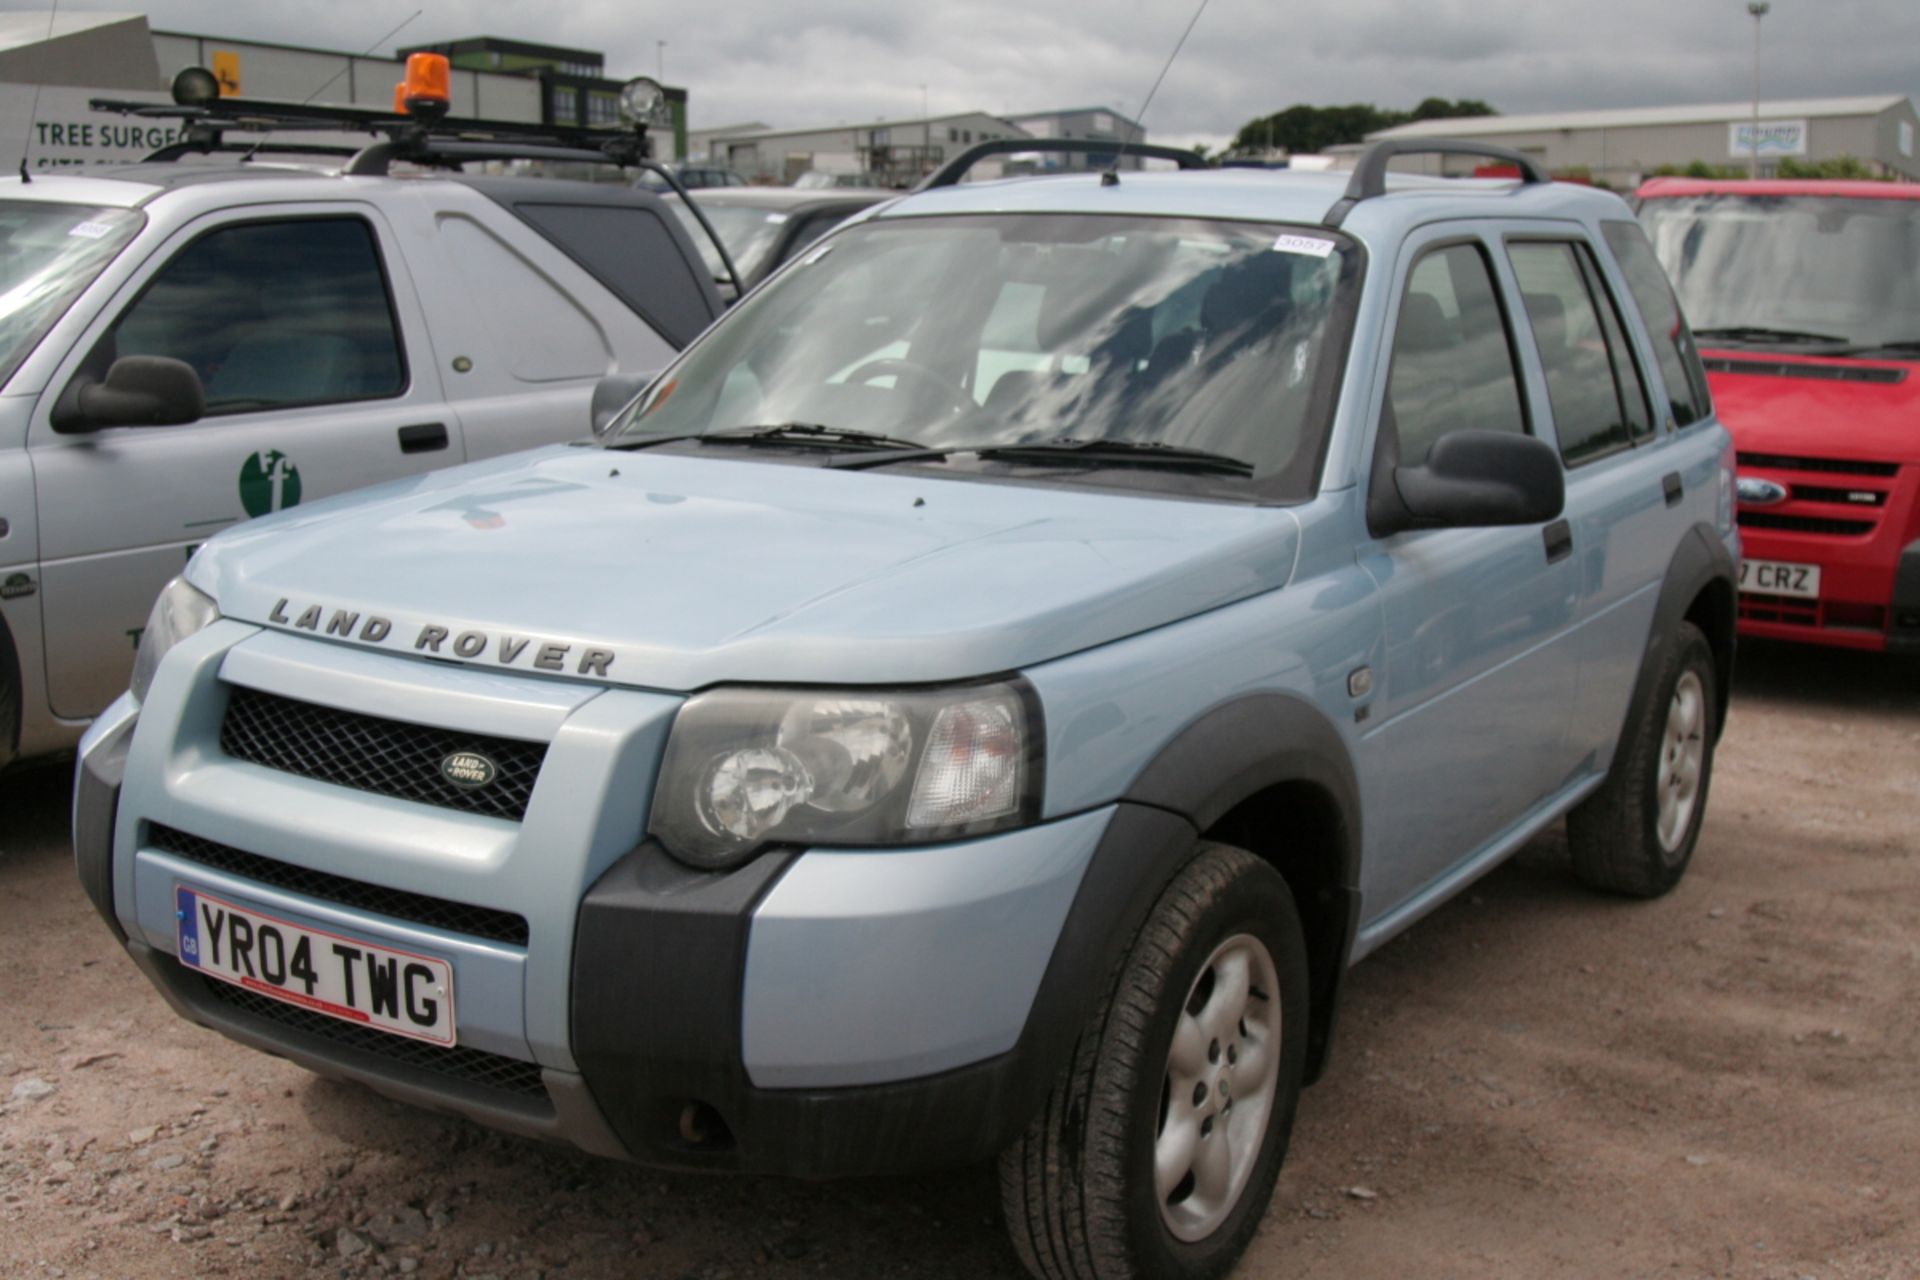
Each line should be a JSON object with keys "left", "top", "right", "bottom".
{"left": 1384, "top": 243, "right": 1528, "bottom": 466}
{"left": 106, "top": 217, "right": 405, "bottom": 414}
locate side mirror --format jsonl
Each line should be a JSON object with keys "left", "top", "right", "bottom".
{"left": 1373, "top": 430, "right": 1565, "bottom": 535}
{"left": 590, "top": 372, "right": 652, "bottom": 436}
{"left": 52, "top": 356, "right": 205, "bottom": 433}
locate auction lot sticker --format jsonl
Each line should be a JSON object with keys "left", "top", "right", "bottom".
{"left": 176, "top": 885, "right": 455, "bottom": 1045}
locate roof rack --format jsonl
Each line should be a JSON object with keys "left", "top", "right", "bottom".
{"left": 915, "top": 137, "right": 1209, "bottom": 190}
{"left": 88, "top": 83, "right": 747, "bottom": 298}
{"left": 1321, "top": 140, "right": 1551, "bottom": 228}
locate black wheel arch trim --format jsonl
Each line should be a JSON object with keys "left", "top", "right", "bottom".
{"left": 0, "top": 608, "right": 20, "bottom": 768}
{"left": 1119, "top": 690, "right": 1365, "bottom": 1086}
{"left": 1616, "top": 522, "right": 1737, "bottom": 753}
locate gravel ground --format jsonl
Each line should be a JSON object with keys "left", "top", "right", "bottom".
{"left": 2, "top": 639, "right": 1916, "bottom": 1280}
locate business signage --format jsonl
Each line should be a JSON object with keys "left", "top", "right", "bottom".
{"left": 1729, "top": 119, "right": 1808, "bottom": 159}
{"left": 0, "top": 85, "right": 178, "bottom": 172}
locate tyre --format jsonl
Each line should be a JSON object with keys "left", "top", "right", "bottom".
{"left": 1000, "top": 843, "right": 1310, "bottom": 1280}
{"left": 1567, "top": 620, "right": 1718, "bottom": 898}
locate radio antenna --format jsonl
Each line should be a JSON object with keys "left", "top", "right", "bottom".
{"left": 1103, "top": 0, "right": 1211, "bottom": 186}
{"left": 18, "top": 0, "right": 64, "bottom": 182}
{"left": 240, "top": 8, "right": 422, "bottom": 163}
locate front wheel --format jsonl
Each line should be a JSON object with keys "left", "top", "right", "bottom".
{"left": 1567, "top": 620, "right": 1719, "bottom": 897}
{"left": 1000, "top": 843, "right": 1309, "bottom": 1280}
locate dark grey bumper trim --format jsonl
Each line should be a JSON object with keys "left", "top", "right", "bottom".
{"left": 73, "top": 712, "right": 136, "bottom": 943}
{"left": 124, "top": 939, "right": 629, "bottom": 1161}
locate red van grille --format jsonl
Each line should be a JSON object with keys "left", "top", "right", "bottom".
{"left": 1737, "top": 452, "right": 1898, "bottom": 478}
{"left": 1737, "top": 512, "right": 1875, "bottom": 537}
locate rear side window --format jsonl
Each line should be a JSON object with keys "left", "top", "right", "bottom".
{"left": 1385, "top": 243, "right": 1528, "bottom": 467}
{"left": 1507, "top": 240, "right": 1652, "bottom": 465}
{"left": 511, "top": 203, "right": 716, "bottom": 346}
{"left": 1601, "top": 220, "right": 1712, "bottom": 427}
{"left": 109, "top": 218, "right": 404, "bottom": 414}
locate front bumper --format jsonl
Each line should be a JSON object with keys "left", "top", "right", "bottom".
{"left": 73, "top": 625, "right": 1173, "bottom": 1176}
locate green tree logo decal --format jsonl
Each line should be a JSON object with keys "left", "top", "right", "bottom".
{"left": 238, "top": 450, "right": 302, "bottom": 518}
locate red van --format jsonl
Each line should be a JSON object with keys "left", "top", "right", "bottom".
{"left": 1636, "top": 178, "right": 1919, "bottom": 653}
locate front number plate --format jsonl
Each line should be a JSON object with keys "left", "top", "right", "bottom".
{"left": 175, "top": 886, "right": 456, "bottom": 1046}
{"left": 1738, "top": 558, "right": 1821, "bottom": 600}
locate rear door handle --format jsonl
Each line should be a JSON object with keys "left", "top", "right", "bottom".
{"left": 1543, "top": 519, "right": 1573, "bottom": 564}
{"left": 1662, "top": 471, "right": 1683, "bottom": 507}
{"left": 398, "top": 422, "right": 449, "bottom": 454}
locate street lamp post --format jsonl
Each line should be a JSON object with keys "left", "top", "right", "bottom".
{"left": 1747, "top": 1, "right": 1769, "bottom": 179}
{"left": 657, "top": 40, "right": 667, "bottom": 83}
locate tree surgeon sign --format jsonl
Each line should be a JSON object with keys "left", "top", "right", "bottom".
{"left": 238, "top": 450, "right": 302, "bottom": 518}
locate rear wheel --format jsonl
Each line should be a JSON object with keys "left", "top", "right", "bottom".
{"left": 1000, "top": 843, "right": 1309, "bottom": 1280}
{"left": 1567, "top": 620, "right": 1718, "bottom": 897}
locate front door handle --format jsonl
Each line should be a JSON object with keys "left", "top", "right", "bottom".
{"left": 398, "top": 422, "right": 449, "bottom": 454}
{"left": 1662, "top": 471, "right": 1683, "bottom": 507}
{"left": 1543, "top": 519, "right": 1573, "bottom": 564}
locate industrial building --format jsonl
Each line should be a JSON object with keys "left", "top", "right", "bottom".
{"left": 0, "top": 11, "right": 686, "bottom": 172}
{"left": 1367, "top": 95, "right": 1920, "bottom": 186}
{"left": 701, "top": 112, "right": 1032, "bottom": 186}
{"left": 1002, "top": 107, "right": 1145, "bottom": 171}
{"left": 700, "top": 104, "right": 1146, "bottom": 186}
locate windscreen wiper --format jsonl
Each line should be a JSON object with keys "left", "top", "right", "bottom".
{"left": 973, "top": 438, "right": 1255, "bottom": 477}
{"left": 1844, "top": 338, "right": 1920, "bottom": 357}
{"left": 606, "top": 423, "right": 926, "bottom": 453}
{"left": 1692, "top": 325, "right": 1853, "bottom": 346}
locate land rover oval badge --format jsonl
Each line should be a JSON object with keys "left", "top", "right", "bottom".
{"left": 440, "top": 751, "right": 497, "bottom": 789}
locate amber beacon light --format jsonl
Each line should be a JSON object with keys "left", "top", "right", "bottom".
{"left": 400, "top": 52, "right": 451, "bottom": 119}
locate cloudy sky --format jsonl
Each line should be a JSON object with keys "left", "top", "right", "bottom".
{"left": 58, "top": 0, "right": 1920, "bottom": 147}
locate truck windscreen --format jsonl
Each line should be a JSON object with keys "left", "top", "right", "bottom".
{"left": 1640, "top": 195, "right": 1920, "bottom": 353}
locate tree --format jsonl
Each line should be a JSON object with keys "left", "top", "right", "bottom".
{"left": 1228, "top": 99, "right": 1497, "bottom": 155}
{"left": 1410, "top": 97, "right": 1498, "bottom": 121}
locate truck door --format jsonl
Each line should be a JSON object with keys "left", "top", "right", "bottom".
{"left": 1355, "top": 228, "right": 1583, "bottom": 918}
{"left": 28, "top": 204, "right": 456, "bottom": 719}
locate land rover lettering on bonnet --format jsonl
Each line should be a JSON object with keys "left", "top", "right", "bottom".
{"left": 265, "top": 599, "right": 619, "bottom": 678}
{"left": 77, "top": 138, "right": 1738, "bottom": 1280}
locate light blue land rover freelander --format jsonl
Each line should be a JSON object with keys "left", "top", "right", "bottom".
{"left": 75, "top": 140, "right": 1738, "bottom": 1280}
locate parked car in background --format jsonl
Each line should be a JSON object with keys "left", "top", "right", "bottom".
{"left": 665, "top": 186, "right": 895, "bottom": 295}
{"left": 77, "top": 139, "right": 1737, "bottom": 1280}
{"left": 0, "top": 147, "right": 722, "bottom": 773}
{"left": 1637, "top": 177, "right": 1920, "bottom": 654}
{"left": 635, "top": 164, "right": 750, "bottom": 191}
{"left": 793, "top": 169, "right": 892, "bottom": 190}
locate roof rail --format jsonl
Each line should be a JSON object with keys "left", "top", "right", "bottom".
{"left": 88, "top": 90, "right": 748, "bottom": 298}
{"left": 1321, "top": 139, "right": 1551, "bottom": 228}
{"left": 144, "top": 139, "right": 363, "bottom": 163}
{"left": 89, "top": 95, "right": 627, "bottom": 158}
{"left": 915, "top": 137, "right": 1209, "bottom": 191}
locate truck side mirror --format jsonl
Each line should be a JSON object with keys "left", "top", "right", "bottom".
{"left": 590, "top": 372, "right": 652, "bottom": 436}
{"left": 1371, "top": 430, "right": 1565, "bottom": 535}
{"left": 52, "top": 356, "right": 206, "bottom": 433}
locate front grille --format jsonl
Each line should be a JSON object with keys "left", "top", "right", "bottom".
{"left": 150, "top": 824, "right": 528, "bottom": 946}
{"left": 196, "top": 975, "right": 548, "bottom": 1101}
{"left": 1738, "top": 512, "right": 1875, "bottom": 537}
{"left": 221, "top": 687, "right": 546, "bottom": 821}
{"left": 1738, "top": 452, "right": 1900, "bottom": 478}
{"left": 1738, "top": 593, "right": 1820, "bottom": 626}
{"left": 1705, "top": 357, "right": 1906, "bottom": 384}
{"left": 1789, "top": 484, "right": 1887, "bottom": 507}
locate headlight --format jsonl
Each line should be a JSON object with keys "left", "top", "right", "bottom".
{"left": 130, "top": 577, "right": 219, "bottom": 702}
{"left": 650, "top": 682, "right": 1042, "bottom": 868}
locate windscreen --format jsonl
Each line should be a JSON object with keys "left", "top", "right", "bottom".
{"left": 668, "top": 200, "right": 791, "bottom": 283}
{"left": 0, "top": 201, "right": 144, "bottom": 387}
{"left": 1639, "top": 194, "right": 1920, "bottom": 352}
{"left": 614, "top": 213, "right": 1357, "bottom": 493}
